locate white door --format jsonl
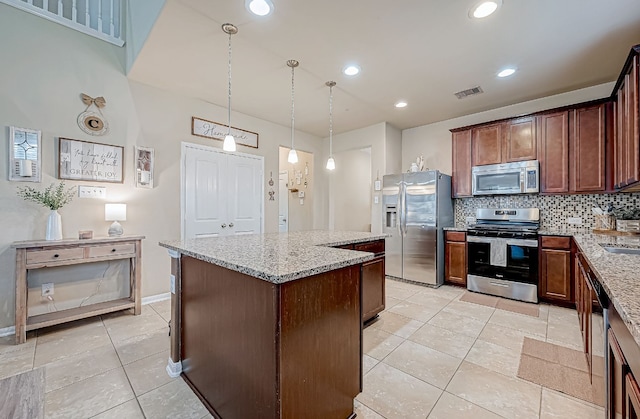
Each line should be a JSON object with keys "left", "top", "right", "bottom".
{"left": 278, "top": 171, "right": 288, "bottom": 232}
{"left": 182, "top": 143, "right": 263, "bottom": 239}
{"left": 227, "top": 154, "right": 263, "bottom": 235}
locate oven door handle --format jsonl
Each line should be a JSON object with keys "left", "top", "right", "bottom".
{"left": 505, "top": 239, "right": 538, "bottom": 247}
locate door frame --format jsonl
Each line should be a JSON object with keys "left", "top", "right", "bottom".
{"left": 278, "top": 170, "right": 289, "bottom": 233}
{"left": 181, "top": 142, "right": 265, "bottom": 240}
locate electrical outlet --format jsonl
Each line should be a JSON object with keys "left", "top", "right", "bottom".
{"left": 374, "top": 195, "right": 379, "bottom": 204}
{"left": 42, "top": 283, "right": 54, "bottom": 297}
{"left": 567, "top": 217, "right": 583, "bottom": 225}
{"left": 466, "top": 216, "right": 475, "bottom": 224}
{"left": 78, "top": 185, "right": 106, "bottom": 199}
{"left": 170, "top": 274, "right": 176, "bottom": 294}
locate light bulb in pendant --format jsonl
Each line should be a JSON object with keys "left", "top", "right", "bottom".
{"left": 326, "top": 157, "right": 335, "bottom": 171}
{"left": 288, "top": 149, "right": 298, "bottom": 164}
{"left": 223, "top": 134, "right": 236, "bottom": 152}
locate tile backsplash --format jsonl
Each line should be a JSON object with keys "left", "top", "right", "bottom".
{"left": 454, "top": 193, "right": 640, "bottom": 229}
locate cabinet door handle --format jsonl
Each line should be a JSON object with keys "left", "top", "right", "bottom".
{"left": 221, "top": 224, "right": 227, "bottom": 228}
{"left": 53, "top": 254, "right": 59, "bottom": 258}
{"left": 229, "top": 223, "right": 234, "bottom": 228}
{"left": 111, "top": 248, "right": 117, "bottom": 252}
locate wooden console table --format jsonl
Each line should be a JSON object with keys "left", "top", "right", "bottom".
{"left": 12, "top": 236, "right": 144, "bottom": 344}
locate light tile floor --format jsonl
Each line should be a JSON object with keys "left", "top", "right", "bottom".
{"left": 0, "top": 280, "right": 605, "bottom": 418}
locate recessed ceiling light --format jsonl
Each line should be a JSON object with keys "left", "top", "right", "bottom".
{"left": 469, "top": 0, "right": 502, "bottom": 19}
{"left": 343, "top": 65, "right": 361, "bottom": 76}
{"left": 497, "top": 68, "right": 516, "bottom": 78}
{"left": 395, "top": 101, "right": 408, "bottom": 108}
{"left": 246, "top": 0, "right": 273, "bottom": 16}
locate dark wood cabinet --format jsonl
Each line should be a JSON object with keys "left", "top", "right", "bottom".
{"left": 575, "top": 252, "right": 595, "bottom": 379}
{"left": 472, "top": 123, "right": 504, "bottom": 166}
{"left": 571, "top": 103, "right": 606, "bottom": 192}
{"left": 445, "top": 231, "right": 466, "bottom": 287}
{"left": 609, "top": 329, "right": 627, "bottom": 419}
{"left": 626, "top": 373, "right": 640, "bottom": 419}
{"left": 452, "top": 129, "right": 472, "bottom": 197}
{"left": 539, "top": 236, "right": 573, "bottom": 303}
{"left": 614, "top": 46, "right": 640, "bottom": 190}
{"left": 506, "top": 117, "right": 537, "bottom": 162}
{"left": 538, "top": 111, "right": 570, "bottom": 193}
{"left": 354, "top": 240, "right": 385, "bottom": 323}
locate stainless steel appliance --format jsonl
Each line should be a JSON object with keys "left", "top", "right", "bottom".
{"left": 467, "top": 208, "right": 540, "bottom": 303}
{"left": 472, "top": 160, "right": 539, "bottom": 196}
{"left": 382, "top": 171, "right": 454, "bottom": 286}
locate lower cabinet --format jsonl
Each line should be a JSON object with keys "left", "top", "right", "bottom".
{"left": 609, "top": 329, "right": 627, "bottom": 419}
{"left": 445, "top": 231, "right": 466, "bottom": 287}
{"left": 354, "top": 240, "right": 385, "bottom": 323}
{"left": 539, "top": 236, "right": 573, "bottom": 304}
{"left": 609, "top": 304, "right": 640, "bottom": 419}
{"left": 626, "top": 373, "right": 640, "bottom": 419}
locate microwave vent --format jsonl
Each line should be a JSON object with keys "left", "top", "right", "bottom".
{"left": 454, "top": 86, "right": 484, "bottom": 99}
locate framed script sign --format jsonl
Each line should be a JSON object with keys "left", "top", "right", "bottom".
{"left": 58, "top": 137, "right": 124, "bottom": 183}
{"left": 191, "top": 117, "right": 259, "bottom": 149}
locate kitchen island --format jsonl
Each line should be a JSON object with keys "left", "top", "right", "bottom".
{"left": 159, "top": 231, "right": 386, "bottom": 419}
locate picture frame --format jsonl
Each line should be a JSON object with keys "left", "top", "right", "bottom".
{"left": 58, "top": 137, "right": 124, "bottom": 183}
{"left": 191, "top": 116, "right": 259, "bottom": 149}
{"left": 134, "top": 146, "right": 154, "bottom": 188}
{"left": 9, "top": 126, "right": 41, "bottom": 183}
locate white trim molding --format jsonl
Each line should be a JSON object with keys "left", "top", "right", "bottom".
{"left": 0, "top": 326, "right": 16, "bottom": 338}
{"left": 141, "top": 293, "right": 170, "bottom": 305}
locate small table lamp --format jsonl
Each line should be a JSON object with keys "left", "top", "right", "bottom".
{"left": 105, "top": 203, "right": 126, "bottom": 237}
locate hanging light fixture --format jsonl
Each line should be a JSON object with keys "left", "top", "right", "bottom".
{"left": 325, "top": 81, "right": 336, "bottom": 171}
{"left": 287, "top": 59, "right": 299, "bottom": 164}
{"left": 222, "top": 23, "right": 237, "bottom": 152}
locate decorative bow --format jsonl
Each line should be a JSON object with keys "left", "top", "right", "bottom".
{"left": 80, "top": 93, "right": 106, "bottom": 108}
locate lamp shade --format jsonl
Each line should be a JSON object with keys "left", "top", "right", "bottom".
{"left": 105, "top": 203, "right": 126, "bottom": 221}
{"left": 288, "top": 149, "right": 298, "bottom": 164}
{"left": 223, "top": 134, "right": 237, "bottom": 152}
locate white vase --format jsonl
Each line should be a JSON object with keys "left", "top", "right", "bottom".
{"left": 46, "top": 210, "right": 63, "bottom": 241}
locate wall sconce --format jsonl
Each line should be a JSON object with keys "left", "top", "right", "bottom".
{"left": 105, "top": 203, "right": 126, "bottom": 236}
{"left": 9, "top": 126, "right": 41, "bottom": 182}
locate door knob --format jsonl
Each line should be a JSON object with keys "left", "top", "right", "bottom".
{"left": 229, "top": 223, "right": 234, "bottom": 228}
{"left": 283, "top": 218, "right": 287, "bottom": 222}
{"left": 221, "top": 224, "right": 227, "bottom": 228}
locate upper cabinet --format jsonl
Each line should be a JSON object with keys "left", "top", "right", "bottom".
{"left": 613, "top": 46, "right": 640, "bottom": 191}
{"left": 472, "top": 123, "right": 504, "bottom": 166}
{"left": 452, "top": 130, "right": 472, "bottom": 198}
{"left": 505, "top": 117, "right": 537, "bottom": 162}
{"left": 538, "top": 111, "right": 569, "bottom": 193}
{"left": 570, "top": 103, "right": 607, "bottom": 192}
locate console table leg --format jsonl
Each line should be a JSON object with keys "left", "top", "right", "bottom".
{"left": 15, "top": 249, "right": 27, "bottom": 345}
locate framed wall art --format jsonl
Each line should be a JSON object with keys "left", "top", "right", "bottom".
{"left": 9, "top": 126, "right": 41, "bottom": 182}
{"left": 58, "top": 137, "right": 123, "bottom": 183}
{"left": 134, "top": 146, "right": 154, "bottom": 188}
{"left": 191, "top": 116, "right": 259, "bottom": 149}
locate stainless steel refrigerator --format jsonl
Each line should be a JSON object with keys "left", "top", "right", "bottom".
{"left": 382, "top": 171, "right": 454, "bottom": 286}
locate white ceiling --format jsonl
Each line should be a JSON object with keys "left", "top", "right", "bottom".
{"left": 128, "top": 0, "right": 640, "bottom": 138}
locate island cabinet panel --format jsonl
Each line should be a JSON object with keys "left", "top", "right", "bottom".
{"left": 180, "top": 257, "right": 279, "bottom": 418}
{"left": 362, "top": 257, "right": 385, "bottom": 322}
{"left": 609, "top": 303, "right": 640, "bottom": 419}
{"left": 452, "top": 129, "right": 472, "bottom": 197}
{"left": 570, "top": 104, "right": 606, "bottom": 193}
{"left": 505, "top": 117, "right": 537, "bottom": 162}
{"left": 472, "top": 123, "right": 504, "bottom": 166}
{"left": 179, "top": 256, "right": 362, "bottom": 419}
{"left": 445, "top": 231, "right": 466, "bottom": 287}
{"left": 608, "top": 329, "right": 627, "bottom": 419}
{"left": 538, "top": 111, "right": 570, "bottom": 193}
{"left": 280, "top": 265, "right": 361, "bottom": 418}
{"left": 627, "top": 373, "right": 640, "bottom": 419}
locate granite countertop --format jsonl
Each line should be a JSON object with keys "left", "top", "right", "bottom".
{"left": 572, "top": 233, "right": 640, "bottom": 348}
{"left": 444, "top": 226, "right": 468, "bottom": 232}
{"left": 159, "top": 231, "right": 387, "bottom": 284}
{"left": 538, "top": 228, "right": 593, "bottom": 236}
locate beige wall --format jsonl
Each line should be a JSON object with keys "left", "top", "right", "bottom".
{"left": 0, "top": 5, "right": 322, "bottom": 330}
{"left": 332, "top": 148, "right": 372, "bottom": 232}
{"left": 323, "top": 122, "right": 402, "bottom": 234}
{"left": 402, "top": 82, "right": 615, "bottom": 175}
{"left": 278, "top": 147, "right": 314, "bottom": 232}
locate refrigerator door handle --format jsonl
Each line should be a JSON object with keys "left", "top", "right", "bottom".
{"left": 396, "top": 182, "right": 403, "bottom": 236}
{"left": 402, "top": 182, "right": 408, "bottom": 236}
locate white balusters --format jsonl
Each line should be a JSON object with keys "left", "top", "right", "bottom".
{"left": 72, "top": 0, "right": 77, "bottom": 21}
{"left": 109, "top": 0, "right": 114, "bottom": 37}
{"left": 85, "top": 0, "right": 90, "bottom": 28}
{"left": 43, "top": 0, "right": 48, "bottom": 12}
{"left": 97, "top": 0, "right": 103, "bottom": 33}
{"left": 57, "top": 0, "right": 62, "bottom": 17}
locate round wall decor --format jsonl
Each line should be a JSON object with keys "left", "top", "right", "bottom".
{"left": 77, "top": 111, "right": 109, "bottom": 136}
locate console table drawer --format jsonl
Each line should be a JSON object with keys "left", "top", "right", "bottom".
{"left": 88, "top": 243, "right": 135, "bottom": 258}
{"left": 26, "top": 248, "right": 84, "bottom": 265}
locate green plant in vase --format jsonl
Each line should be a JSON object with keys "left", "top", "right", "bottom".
{"left": 17, "top": 181, "right": 76, "bottom": 240}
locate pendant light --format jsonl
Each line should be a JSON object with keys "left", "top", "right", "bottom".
{"left": 222, "top": 23, "right": 237, "bottom": 152}
{"left": 325, "top": 81, "right": 336, "bottom": 171}
{"left": 287, "top": 59, "right": 299, "bottom": 164}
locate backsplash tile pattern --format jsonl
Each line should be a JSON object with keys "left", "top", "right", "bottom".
{"left": 454, "top": 193, "right": 640, "bottom": 229}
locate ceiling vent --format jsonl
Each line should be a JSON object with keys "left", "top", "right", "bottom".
{"left": 454, "top": 86, "right": 484, "bottom": 99}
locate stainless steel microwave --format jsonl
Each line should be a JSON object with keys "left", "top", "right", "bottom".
{"left": 472, "top": 160, "right": 539, "bottom": 196}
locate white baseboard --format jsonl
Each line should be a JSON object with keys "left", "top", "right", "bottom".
{"left": 0, "top": 326, "right": 15, "bottom": 338}
{"left": 142, "top": 292, "right": 170, "bottom": 305}
{"left": 0, "top": 293, "right": 169, "bottom": 338}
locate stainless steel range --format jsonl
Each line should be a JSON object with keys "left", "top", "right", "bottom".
{"left": 467, "top": 208, "right": 540, "bottom": 303}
